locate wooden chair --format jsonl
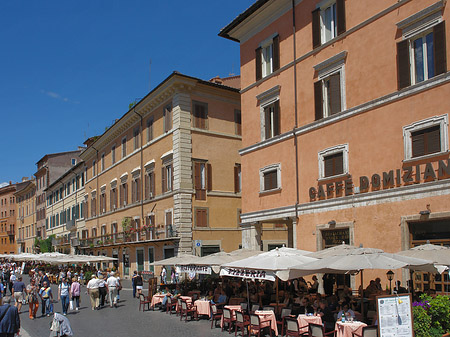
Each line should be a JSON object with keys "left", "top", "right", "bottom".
{"left": 309, "top": 323, "right": 336, "bottom": 337}
{"left": 235, "top": 311, "right": 250, "bottom": 337}
{"left": 210, "top": 303, "right": 223, "bottom": 329}
{"left": 166, "top": 296, "right": 177, "bottom": 314}
{"left": 276, "top": 308, "right": 292, "bottom": 336}
{"left": 284, "top": 316, "right": 308, "bottom": 337}
{"left": 176, "top": 298, "right": 182, "bottom": 316}
{"left": 240, "top": 302, "right": 248, "bottom": 313}
{"left": 263, "top": 306, "right": 275, "bottom": 312}
{"left": 352, "top": 325, "right": 378, "bottom": 337}
{"left": 222, "top": 307, "right": 235, "bottom": 334}
{"left": 249, "top": 314, "right": 272, "bottom": 337}
{"left": 139, "top": 293, "right": 151, "bottom": 312}
{"left": 250, "top": 304, "right": 260, "bottom": 313}
{"left": 180, "top": 299, "right": 198, "bottom": 322}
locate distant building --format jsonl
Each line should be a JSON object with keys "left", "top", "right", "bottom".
{"left": 0, "top": 182, "right": 18, "bottom": 254}
{"left": 14, "top": 179, "right": 35, "bottom": 253}
{"left": 35, "top": 150, "right": 82, "bottom": 239}
{"left": 80, "top": 72, "right": 242, "bottom": 277}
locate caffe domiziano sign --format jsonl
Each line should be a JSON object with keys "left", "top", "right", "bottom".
{"left": 309, "top": 159, "right": 450, "bottom": 201}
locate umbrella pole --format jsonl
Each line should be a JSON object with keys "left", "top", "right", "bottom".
{"left": 360, "top": 271, "right": 365, "bottom": 322}
{"left": 246, "top": 279, "right": 250, "bottom": 313}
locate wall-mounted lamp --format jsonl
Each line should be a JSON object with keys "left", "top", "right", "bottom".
{"left": 328, "top": 220, "right": 336, "bottom": 226}
{"left": 419, "top": 210, "right": 431, "bottom": 216}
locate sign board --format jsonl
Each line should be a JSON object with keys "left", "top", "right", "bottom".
{"left": 377, "top": 294, "right": 413, "bottom": 337}
{"left": 176, "top": 265, "right": 211, "bottom": 275}
{"left": 141, "top": 270, "right": 154, "bottom": 281}
{"left": 194, "top": 240, "right": 202, "bottom": 247}
{"left": 220, "top": 267, "right": 276, "bottom": 282}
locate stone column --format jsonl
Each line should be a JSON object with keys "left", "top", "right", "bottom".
{"left": 172, "top": 91, "right": 193, "bottom": 254}
{"left": 241, "top": 222, "right": 262, "bottom": 250}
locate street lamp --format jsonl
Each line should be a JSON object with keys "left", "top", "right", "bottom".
{"left": 386, "top": 270, "right": 394, "bottom": 294}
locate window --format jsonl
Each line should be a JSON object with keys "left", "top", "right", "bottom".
{"left": 318, "top": 144, "right": 349, "bottom": 179}
{"left": 100, "top": 192, "right": 106, "bottom": 214}
{"left": 111, "top": 145, "right": 116, "bottom": 165}
{"left": 144, "top": 171, "right": 155, "bottom": 199}
{"left": 193, "top": 161, "right": 211, "bottom": 200}
{"left": 192, "top": 101, "right": 208, "bottom": 129}
{"left": 255, "top": 35, "right": 280, "bottom": 81}
{"left": 312, "top": 0, "right": 346, "bottom": 48}
{"left": 133, "top": 127, "right": 140, "bottom": 150}
{"left": 101, "top": 153, "right": 105, "bottom": 172}
{"left": 121, "top": 137, "right": 127, "bottom": 158}
{"left": 234, "top": 164, "right": 241, "bottom": 193}
{"left": 195, "top": 208, "right": 209, "bottom": 228}
{"left": 131, "top": 178, "right": 141, "bottom": 203}
{"left": 396, "top": 4, "right": 446, "bottom": 89}
{"left": 164, "top": 104, "right": 172, "bottom": 132}
{"left": 120, "top": 182, "right": 128, "bottom": 207}
{"left": 92, "top": 160, "right": 96, "bottom": 177}
{"left": 235, "top": 109, "right": 242, "bottom": 136}
{"left": 262, "top": 101, "right": 280, "bottom": 139}
{"left": 403, "top": 115, "right": 448, "bottom": 160}
{"left": 146, "top": 117, "right": 154, "bottom": 142}
{"left": 259, "top": 164, "right": 281, "bottom": 193}
{"left": 71, "top": 158, "right": 77, "bottom": 165}
{"left": 161, "top": 163, "right": 173, "bottom": 193}
{"left": 165, "top": 210, "right": 173, "bottom": 237}
{"left": 110, "top": 187, "right": 117, "bottom": 210}
{"left": 90, "top": 196, "right": 97, "bottom": 217}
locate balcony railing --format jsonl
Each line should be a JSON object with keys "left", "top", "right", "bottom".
{"left": 16, "top": 237, "right": 24, "bottom": 243}
{"left": 66, "top": 219, "right": 76, "bottom": 231}
{"left": 6, "top": 230, "right": 14, "bottom": 236}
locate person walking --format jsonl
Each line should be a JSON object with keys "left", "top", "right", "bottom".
{"left": 131, "top": 271, "right": 137, "bottom": 298}
{"left": 135, "top": 272, "right": 143, "bottom": 297}
{"left": 8, "top": 273, "right": 15, "bottom": 296}
{"left": 38, "top": 270, "right": 50, "bottom": 317}
{"left": 0, "top": 296, "right": 20, "bottom": 337}
{"left": 97, "top": 274, "right": 107, "bottom": 307}
{"left": 11, "top": 276, "right": 26, "bottom": 314}
{"left": 39, "top": 281, "right": 53, "bottom": 316}
{"left": 26, "top": 278, "right": 39, "bottom": 320}
{"left": 86, "top": 275, "right": 100, "bottom": 310}
{"left": 58, "top": 277, "right": 71, "bottom": 315}
{"left": 70, "top": 277, "right": 81, "bottom": 311}
{"left": 106, "top": 272, "right": 120, "bottom": 308}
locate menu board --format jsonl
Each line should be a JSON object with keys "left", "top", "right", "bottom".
{"left": 377, "top": 294, "right": 413, "bottom": 337}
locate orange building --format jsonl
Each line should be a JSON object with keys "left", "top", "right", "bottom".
{"left": 221, "top": 0, "right": 450, "bottom": 292}
{"left": 0, "top": 182, "right": 17, "bottom": 254}
{"left": 80, "top": 72, "right": 243, "bottom": 278}
{"left": 14, "top": 179, "right": 36, "bottom": 253}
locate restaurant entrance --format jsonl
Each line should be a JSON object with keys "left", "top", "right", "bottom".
{"left": 409, "top": 218, "right": 450, "bottom": 294}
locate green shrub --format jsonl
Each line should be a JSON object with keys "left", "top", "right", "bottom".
{"left": 413, "top": 294, "right": 450, "bottom": 337}
{"left": 413, "top": 305, "right": 432, "bottom": 337}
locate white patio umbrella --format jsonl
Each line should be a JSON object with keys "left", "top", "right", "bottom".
{"left": 306, "top": 242, "right": 359, "bottom": 259}
{"left": 396, "top": 243, "right": 450, "bottom": 273}
{"left": 148, "top": 253, "right": 199, "bottom": 266}
{"left": 194, "top": 248, "right": 261, "bottom": 273}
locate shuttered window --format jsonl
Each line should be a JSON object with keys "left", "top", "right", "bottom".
{"left": 324, "top": 152, "right": 344, "bottom": 177}
{"left": 164, "top": 105, "right": 172, "bottom": 132}
{"left": 411, "top": 125, "right": 441, "bottom": 158}
{"left": 235, "top": 110, "right": 242, "bottom": 136}
{"left": 161, "top": 164, "right": 173, "bottom": 193}
{"left": 314, "top": 72, "right": 342, "bottom": 120}
{"left": 132, "top": 178, "right": 140, "bottom": 203}
{"left": 263, "top": 170, "right": 278, "bottom": 191}
{"left": 120, "top": 183, "right": 128, "bottom": 207}
{"left": 194, "top": 161, "right": 211, "bottom": 200}
{"left": 195, "top": 208, "right": 208, "bottom": 228}
{"left": 147, "top": 117, "right": 154, "bottom": 142}
{"left": 165, "top": 211, "right": 173, "bottom": 237}
{"left": 193, "top": 101, "right": 208, "bottom": 129}
{"left": 312, "top": 0, "right": 345, "bottom": 48}
{"left": 144, "top": 172, "right": 155, "bottom": 199}
{"left": 255, "top": 35, "right": 280, "bottom": 81}
{"left": 264, "top": 100, "right": 280, "bottom": 140}
{"left": 234, "top": 164, "right": 241, "bottom": 193}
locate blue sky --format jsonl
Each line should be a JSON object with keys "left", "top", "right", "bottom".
{"left": 0, "top": 0, "right": 252, "bottom": 184}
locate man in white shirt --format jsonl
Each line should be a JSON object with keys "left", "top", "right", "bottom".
{"left": 86, "top": 275, "right": 100, "bottom": 310}
{"left": 106, "top": 272, "right": 120, "bottom": 308}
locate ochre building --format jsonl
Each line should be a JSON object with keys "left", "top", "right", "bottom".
{"left": 0, "top": 182, "right": 17, "bottom": 254}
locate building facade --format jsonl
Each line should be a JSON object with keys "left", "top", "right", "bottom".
{"left": 34, "top": 151, "right": 82, "bottom": 240}
{"left": 14, "top": 179, "right": 36, "bottom": 253}
{"left": 45, "top": 162, "right": 87, "bottom": 254}
{"left": 0, "top": 182, "right": 17, "bottom": 254}
{"left": 80, "top": 72, "right": 243, "bottom": 278}
{"left": 221, "top": 0, "right": 450, "bottom": 292}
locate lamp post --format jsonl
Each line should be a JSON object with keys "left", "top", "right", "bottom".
{"left": 386, "top": 270, "right": 394, "bottom": 294}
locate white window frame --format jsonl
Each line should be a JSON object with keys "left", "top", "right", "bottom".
{"left": 318, "top": 144, "right": 349, "bottom": 180}
{"left": 259, "top": 163, "right": 281, "bottom": 193}
{"left": 133, "top": 127, "right": 140, "bottom": 150}
{"left": 121, "top": 137, "right": 127, "bottom": 158}
{"left": 111, "top": 145, "right": 116, "bottom": 165}
{"left": 409, "top": 28, "right": 435, "bottom": 85}
{"left": 261, "top": 40, "right": 273, "bottom": 78}
{"left": 319, "top": 0, "right": 337, "bottom": 44}
{"left": 403, "top": 114, "right": 449, "bottom": 161}
{"left": 71, "top": 158, "right": 77, "bottom": 165}
{"left": 257, "top": 85, "right": 280, "bottom": 141}
{"left": 92, "top": 160, "right": 96, "bottom": 177}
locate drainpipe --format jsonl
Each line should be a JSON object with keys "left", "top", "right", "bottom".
{"left": 292, "top": 0, "right": 299, "bottom": 249}
{"left": 133, "top": 109, "right": 145, "bottom": 231}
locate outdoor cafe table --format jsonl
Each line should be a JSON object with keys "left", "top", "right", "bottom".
{"left": 220, "top": 305, "right": 242, "bottom": 328}
{"left": 150, "top": 294, "right": 167, "bottom": 308}
{"left": 335, "top": 321, "right": 367, "bottom": 337}
{"left": 254, "top": 310, "right": 278, "bottom": 336}
{"left": 297, "top": 314, "right": 322, "bottom": 334}
{"left": 175, "top": 296, "right": 193, "bottom": 311}
{"left": 194, "top": 299, "right": 211, "bottom": 316}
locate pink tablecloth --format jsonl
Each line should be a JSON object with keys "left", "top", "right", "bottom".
{"left": 254, "top": 310, "right": 278, "bottom": 336}
{"left": 220, "top": 305, "right": 241, "bottom": 327}
{"left": 297, "top": 315, "right": 322, "bottom": 334}
{"left": 175, "top": 296, "right": 193, "bottom": 311}
{"left": 335, "top": 321, "right": 367, "bottom": 337}
{"left": 194, "top": 300, "right": 211, "bottom": 316}
{"left": 150, "top": 294, "right": 166, "bottom": 308}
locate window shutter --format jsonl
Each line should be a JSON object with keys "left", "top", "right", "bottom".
{"left": 336, "top": 0, "right": 346, "bottom": 36}
{"left": 264, "top": 106, "right": 271, "bottom": 139}
{"left": 151, "top": 172, "right": 155, "bottom": 197}
{"left": 194, "top": 162, "right": 201, "bottom": 190}
{"left": 255, "top": 47, "right": 262, "bottom": 81}
{"left": 110, "top": 190, "right": 113, "bottom": 210}
{"left": 335, "top": 153, "right": 344, "bottom": 175}
{"left": 120, "top": 185, "right": 124, "bottom": 206}
{"left": 273, "top": 35, "right": 280, "bottom": 71}
{"left": 324, "top": 156, "right": 334, "bottom": 177}
{"left": 137, "top": 178, "right": 141, "bottom": 201}
{"left": 145, "top": 174, "right": 149, "bottom": 199}
{"left": 397, "top": 40, "right": 410, "bottom": 90}
{"left": 125, "top": 183, "right": 128, "bottom": 204}
{"left": 411, "top": 132, "right": 425, "bottom": 158}
{"left": 273, "top": 100, "right": 280, "bottom": 136}
{"left": 433, "top": 21, "right": 447, "bottom": 76}
{"left": 161, "top": 167, "right": 166, "bottom": 193}
{"left": 234, "top": 166, "right": 240, "bottom": 193}
{"left": 207, "top": 163, "right": 212, "bottom": 191}
{"left": 193, "top": 103, "right": 198, "bottom": 128}
{"left": 314, "top": 81, "right": 323, "bottom": 120}
{"left": 427, "top": 126, "right": 441, "bottom": 154}
{"left": 329, "top": 73, "right": 341, "bottom": 115}
{"left": 312, "top": 8, "right": 321, "bottom": 48}
{"left": 171, "top": 165, "right": 174, "bottom": 191}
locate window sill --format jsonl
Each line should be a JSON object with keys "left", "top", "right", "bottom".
{"left": 318, "top": 173, "right": 350, "bottom": 182}
{"left": 403, "top": 151, "right": 449, "bottom": 164}
{"left": 259, "top": 187, "right": 282, "bottom": 196}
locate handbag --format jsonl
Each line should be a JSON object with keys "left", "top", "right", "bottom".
{"left": 69, "top": 300, "right": 74, "bottom": 310}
